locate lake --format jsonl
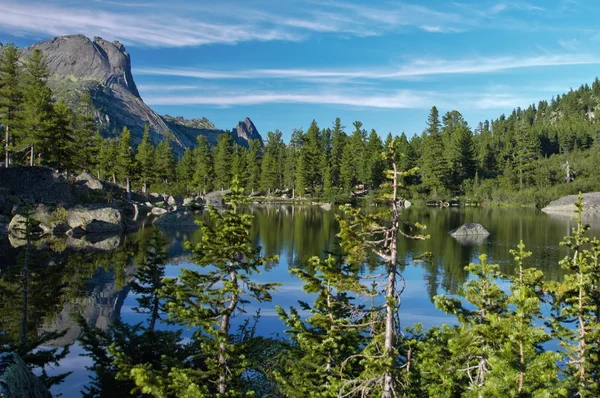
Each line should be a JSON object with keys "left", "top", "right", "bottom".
{"left": 1, "top": 205, "right": 599, "bottom": 397}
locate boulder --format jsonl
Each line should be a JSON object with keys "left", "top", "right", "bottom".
{"left": 0, "top": 166, "right": 77, "bottom": 205}
{"left": 151, "top": 207, "right": 168, "bottom": 215}
{"left": 449, "top": 223, "right": 490, "bottom": 237}
{"left": 542, "top": 192, "right": 600, "bottom": 216}
{"left": 66, "top": 205, "right": 125, "bottom": 233}
{"left": 183, "top": 196, "right": 204, "bottom": 209}
{"left": 75, "top": 170, "right": 104, "bottom": 190}
{"left": 153, "top": 210, "right": 199, "bottom": 229}
{"left": 0, "top": 352, "right": 52, "bottom": 398}
{"left": 320, "top": 203, "right": 332, "bottom": 211}
{"left": 167, "top": 195, "right": 183, "bottom": 206}
{"left": 205, "top": 190, "right": 230, "bottom": 208}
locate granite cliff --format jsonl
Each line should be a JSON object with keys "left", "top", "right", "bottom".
{"left": 17, "top": 35, "right": 261, "bottom": 152}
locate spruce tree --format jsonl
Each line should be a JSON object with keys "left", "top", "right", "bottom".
{"left": 275, "top": 254, "right": 368, "bottom": 396}
{"left": 192, "top": 135, "right": 213, "bottom": 194}
{"left": 72, "top": 92, "right": 98, "bottom": 171}
{"left": 116, "top": 127, "right": 134, "bottom": 194}
{"left": 154, "top": 135, "right": 175, "bottom": 192}
{"left": 135, "top": 125, "right": 155, "bottom": 193}
{"left": 160, "top": 177, "right": 279, "bottom": 395}
{"left": 175, "top": 148, "right": 195, "bottom": 194}
{"left": 245, "top": 139, "right": 262, "bottom": 193}
{"left": 213, "top": 133, "right": 233, "bottom": 190}
{"left": 337, "top": 137, "right": 426, "bottom": 397}
{"left": 20, "top": 49, "right": 53, "bottom": 166}
{"left": 330, "top": 118, "right": 346, "bottom": 187}
{"left": 46, "top": 101, "right": 75, "bottom": 172}
{"left": 547, "top": 194, "right": 600, "bottom": 396}
{"left": 0, "top": 43, "right": 22, "bottom": 168}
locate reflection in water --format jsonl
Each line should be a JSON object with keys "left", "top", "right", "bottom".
{"left": 1, "top": 205, "right": 598, "bottom": 396}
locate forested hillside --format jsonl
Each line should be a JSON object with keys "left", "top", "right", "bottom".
{"left": 2, "top": 40, "right": 599, "bottom": 205}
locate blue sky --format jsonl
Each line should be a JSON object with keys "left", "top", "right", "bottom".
{"left": 1, "top": 0, "right": 600, "bottom": 141}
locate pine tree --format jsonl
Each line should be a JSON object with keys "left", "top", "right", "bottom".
{"left": 46, "top": 101, "right": 75, "bottom": 172}
{"left": 135, "top": 125, "right": 155, "bottom": 193}
{"left": 0, "top": 43, "right": 22, "bottom": 168}
{"left": 20, "top": 49, "right": 54, "bottom": 166}
{"left": 160, "top": 177, "right": 279, "bottom": 395}
{"left": 154, "top": 135, "right": 175, "bottom": 192}
{"left": 330, "top": 118, "right": 346, "bottom": 187}
{"left": 421, "top": 106, "right": 449, "bottom": 195}
{"left": 275, "top": 254, "right": 368, "bottom": 396}
{"left": 547, "top": 194, "right": 600, "bottom": 396}
{"left": 245, "top": 139, "right": 262, "bottom": 193}
{"left": 192, "top": 135, "right": 213, "bottom": 194}
{"left": 213, "top": 133, "right": 233, "bottom": 190}
{"left": 337, "top": 137, "right": 426, "bottom": 397}
{"left": 116, "top": 127, "right": 134, "bottom": 194}
{"left": 176, "top": 148, "right": 195, "bottom": 195}
{"left": 364, "top": 129, "right": 384, "bottom": 189}
{"left": 448, "top": 123, "right": 477, "bottom": 191}
{"left": 340, "top": 121, "right": 365, "bottom": 194}
{"left": 260, "top": 131, "right": 284, "bottom": 193}
{"left": 72, "top": 92, "right": 98, "bottom": 171}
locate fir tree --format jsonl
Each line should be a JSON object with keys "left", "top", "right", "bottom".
{"left": 135, "top": 125, "right": 155, "bottom": 193}
{"left": 0, "top": 43, "right": 22, "bottom": 168}
{"left": 116, "top": 127, "right": 134, "bottom": 195}
{"left": 160, "top": 176, "right": 279, "bottom": 395}
{"left": 192, "top": 135, "right": 213, "bottom": 194}
{"left": 213, "top": 133, "right": 233, "bottom": 190}
{"left": 20, "top": 49, "right": 53, "bottom": 166}
{"left": 46, "top": 101, "right": 75, "bottom": 172}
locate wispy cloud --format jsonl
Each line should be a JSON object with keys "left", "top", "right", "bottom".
{"left": 136, "top": 53, "right": 600, "bottom": 81}
{"left": 558, "top": 38, "right": 580, "bottom": 51}
{"left": 0, "top": 0, "right": 490, "bottom": 47}
{"left": 142, "top": 87, "right": 537, "bottom": 111}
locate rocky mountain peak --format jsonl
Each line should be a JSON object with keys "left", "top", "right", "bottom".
{"left": 22, "top": 35, "right": 140, "bottom": 98}
{"left": 233, "top": 117, "right": 263, "bottom": 145}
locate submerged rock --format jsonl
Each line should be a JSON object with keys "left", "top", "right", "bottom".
{"left": 0, "top": 352, "right": 52, "bottom": 398}
{"left": 449, "top": 223, "right": 490, "bottom": 237}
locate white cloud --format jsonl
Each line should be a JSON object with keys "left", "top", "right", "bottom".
{"left": 0, "top": 0, "right": 477, "bottom": 47}
{"left": 136, "top": 53, "right": 600, "bottom": 81}
{"left": 142, "top": 87, "right": 537, "bottom": 111}
{"left": 558, "top": 38, "right": 580, "bottom": 51}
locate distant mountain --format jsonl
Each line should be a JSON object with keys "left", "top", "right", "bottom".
{"left": 233, "top": 117, "right": 264, "bottom": 146}
{"left": 18, "top": 35, "right": 262, "bottom": 153}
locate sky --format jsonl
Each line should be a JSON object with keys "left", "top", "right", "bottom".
{"left": 1, "top": 0, "right": 600, "bottom": 141}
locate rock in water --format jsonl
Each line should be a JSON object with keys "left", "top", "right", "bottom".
{"left": 0, "top": 352, "right": 52, "bottom": 398}
{"left": 542, "top": 192, "right": 600, "bottom": 216}
{"left": 449, "top": 223, "right": 490, "bottom": 237}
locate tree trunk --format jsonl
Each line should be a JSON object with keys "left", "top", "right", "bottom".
{"left": 30, "top": 145, "right": 34, "bottom": 167}
{"left": 112, "top": 173, "right": 116, "bottom": 184}
{"left": 4, "top": 124, "right": 9, "bottom": 168}
{"left": 150, "top": 293, "right": 159, "bottom": 332}
{"left": 218, "top": 266, "right": 239, "bottom": 395}
{"left": 382, "top": 163, "right": 400, "bottom": 398}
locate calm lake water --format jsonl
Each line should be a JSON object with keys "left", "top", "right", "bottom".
{"left": 2, "top": 205, "right": 600, "bottom": 397}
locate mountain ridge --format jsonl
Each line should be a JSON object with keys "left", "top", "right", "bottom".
{"left": 16, "top": 35, "right": 262, "bottom": 153}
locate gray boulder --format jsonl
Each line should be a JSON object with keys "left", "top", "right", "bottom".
{"left": 0, "top": 352, "right": 52, "bottom": 398}
{"left": 66, "top": 205, "right": 125, "bottom": 233}
{"left": 153, "top": 210, "right": 199, "bottom": 229}
{"left": 205, "top": 190, "right": 230, "bottom": 208}
{"left": 449, "top": 223, "right": 490, "bottom": 237}
{"left": 167, "top": 195, "right": 183, "bottom": 206}
{"left": 75, "top": 171, "right": 104, "bottom": 190}
{"left": 542, "top": 192, "right": 600, "bottom": 216}
{"left": 151, "top": 207, "right": 168, "bottom": 215}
